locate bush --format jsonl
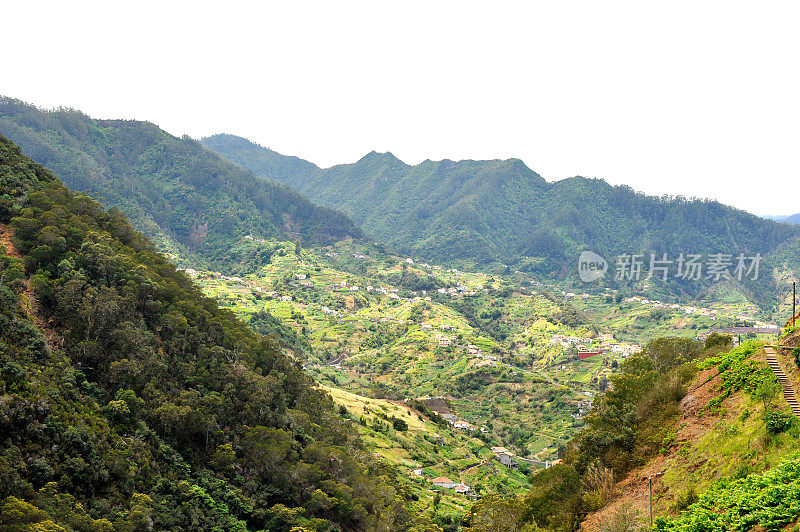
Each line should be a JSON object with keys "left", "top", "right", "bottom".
{"left": 764, "top": 411, "right": 793, "bottom": 434}
{"left": 391, "top": 417, "right": 408, "bottom": 432}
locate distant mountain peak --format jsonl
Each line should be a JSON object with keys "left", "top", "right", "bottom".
{"left": 358, "top": 150, "right": 407, "bottom": 166}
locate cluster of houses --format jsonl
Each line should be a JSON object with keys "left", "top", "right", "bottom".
{"left": 440, "top": 413, "right": 481, "bottom": 432}
{"left": 468, "top": 344, "right": 498, "bottom": 366}
{"left": 243, "top": 234, "right": 268, "bottom": 244}
{"left": 429, "top": 475, "right": 475, "bottom": 497}
{"left": 491, "top": 447, "right": 561, "bottom": 470}
{"left": 437, "top": 285, "right": 477, "bottom": 297}
{"left": 550, "top": 333, "right": 642, "bottom": 359}
{"left": 623, "top": 296, "right": 724, "bottom": 318}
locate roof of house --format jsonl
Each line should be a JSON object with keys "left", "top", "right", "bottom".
{"left": 432, "top": 476, "right": 454, "bottom": 484}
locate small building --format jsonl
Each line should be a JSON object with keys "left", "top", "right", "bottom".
{"left": 492, "top": 447, "right": 519, "bottom": 468}
{"left": 454, "top": 484, "right": 473, "bottom": 496}
{"left": 496, "top": 452, "right": 519, "bottom": 468}
{"left": 441, "top": 414, "right": 458, "bottom": 424}
{"left": 578, "top": 350, "right": 601, "bottom": 360}
{"left": 432, "top": 476, "right": 456, "bottom": 489}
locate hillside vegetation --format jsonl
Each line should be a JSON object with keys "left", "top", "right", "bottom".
{"left": 0, "top": 134, "right": 427, "bottom": 530}
{"left": 459, "top": 335, "right": 800, "bottom": 531}
{"left": 0, "top": 98, "right": 363, "bottom": 272}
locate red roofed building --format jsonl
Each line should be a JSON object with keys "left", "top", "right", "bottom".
{"left": 432, "top": 476, "right": 456, "bottom": 489}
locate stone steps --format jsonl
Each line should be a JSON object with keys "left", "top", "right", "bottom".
{"left": 765, "top": 345, "right": 800, "bottom": 417}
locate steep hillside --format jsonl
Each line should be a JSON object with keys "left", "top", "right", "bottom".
{"left": 0, "top": 98, "right": 362, "bottom": 272}
{"left": 582, "top": 342, "right": 800, "bottom": 530}
{"left": 0, "top": 134, "right": 419, "bottom": 530}
{"left": 202, "top": 135, "right": 800, "bottom": 313}
{"left": 456, "top": 338, "right": 800, "bottom": 530}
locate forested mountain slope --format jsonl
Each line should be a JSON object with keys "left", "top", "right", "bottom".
{"left": 204, "top": 134, "right": 800, "bottom": 276}
{"left": 0, "top": 134, "right": 413, "bottom": 530}
{"left": 0, "top": 98, "right": 362, "bottom": 272}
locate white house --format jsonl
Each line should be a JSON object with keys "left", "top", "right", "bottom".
{"left": 454, "top": 484, "right": 473, "bottom": 496}
{"left": 432, "top": 476, "right": 456, "bottom": 489}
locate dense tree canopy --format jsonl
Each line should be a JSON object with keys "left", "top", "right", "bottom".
{"left": 0, "top": 134, "right": 411, "bottom": 530}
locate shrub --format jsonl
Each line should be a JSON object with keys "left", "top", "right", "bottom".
{"left": 764, "top": 411, "right": 793, "bottom": 434}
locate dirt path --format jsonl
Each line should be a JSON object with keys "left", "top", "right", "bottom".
{"left": 0, "top": 223, "right": 59, "bottom": 348}
{"left": 0, "top": 223, "right": 22, "bottom": 259}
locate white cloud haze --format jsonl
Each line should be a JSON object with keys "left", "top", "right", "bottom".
{"left": 2, "top": 1, "right": 798, "bottom": 215}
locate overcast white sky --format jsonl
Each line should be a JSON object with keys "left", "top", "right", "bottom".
{"left": 2, "top": 1, "right": 798, "bottom": 215}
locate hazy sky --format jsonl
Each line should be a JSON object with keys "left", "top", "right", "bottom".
{"left": 3, "top": 1, "right": 798, "bottom": 215}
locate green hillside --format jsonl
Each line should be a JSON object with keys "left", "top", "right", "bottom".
{"left": 0, "top": 134, "right": 422, "bottom": 530}
{"left": 203, "top": 135, "right": 800, "bottom": 313}
{"left": 460, "top": 333, "right": 800, "bottom": 530}
{"left": 0, "top": 98, "right": 363, "bottom": 272}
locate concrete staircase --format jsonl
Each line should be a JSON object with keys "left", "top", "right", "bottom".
{"left": 765, "top": 345, "right": 800, "bottom": 418}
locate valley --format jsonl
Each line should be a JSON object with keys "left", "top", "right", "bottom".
{"left": 1, "top": 101, "right": 798, "bottom": 530}
{"left": 174, "top": 233, "right": 786, "bottom": 514}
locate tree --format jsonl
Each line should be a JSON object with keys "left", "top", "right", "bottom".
{"left": 756, "top": 374, "right": 779, "bottom": 410}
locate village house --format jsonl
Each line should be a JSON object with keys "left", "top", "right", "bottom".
{"left": 454, "top": 484, "right": 475, "bottom": 497}
{"left": 436, "top": 335, "right": 453, "bottom": 347}
{"left": 466, "top": 344, "right": 482, "bottom": 356}
{"left": 610, "top": 343, "right": 641, "bottom": 357}
{"left": 432, "top": 476, "right": 456, "bottom": 489}
{"left": 491, "top": 447, "right": 519, "bottom": 468}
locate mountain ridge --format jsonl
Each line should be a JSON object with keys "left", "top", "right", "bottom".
{"left": 0, "top": 99, "right": 364, "bottom": 272}
{"left": 202, "top": 134, "right": 800, "bottom": 302}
